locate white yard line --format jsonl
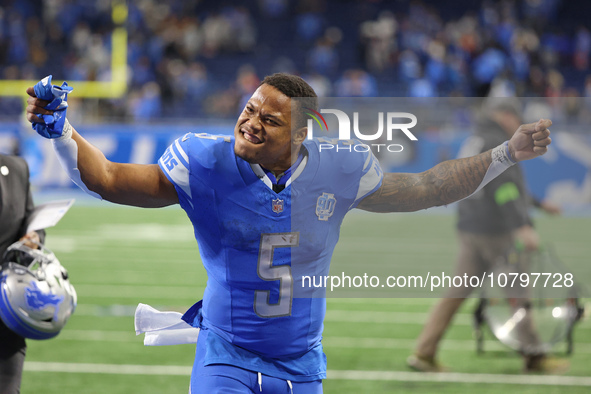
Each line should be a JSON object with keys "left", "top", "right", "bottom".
{"left": 323, "top": 336, "right": 591, "bottom": 353}
{"left": 58, "top": 330, "right": 138, "bottom": 342}
{"left": 326, "top": 298, "right": 441, "bottom": 306}
{"left": 23, "top": 362, "right": 591, "bottom": 386}
{"left": 324, "top": 309, "right": 473, "bottom": 325}
{"left": 72, "top": 303, "right": 590, "bottom": 332}
{"left": 55, "top": 330, "right": 591, "bottom": 354}
{"left": 71, "top": 303, "right": 472, "bottom": 322}
{"left": 71, "top": 285, "right": 205, "bottom": 299}
{"left": 24, "top": 362, "right": 191, "bottom": 376}
{"left": 326, "top": 369, "right": 591, "bottom": 387}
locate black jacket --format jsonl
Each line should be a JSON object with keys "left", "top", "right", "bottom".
{"left": 457, "top": 118, "right": 532, "bottom": 235}
{"left": 0, "top": 154, "right": 45, "bottom": 258}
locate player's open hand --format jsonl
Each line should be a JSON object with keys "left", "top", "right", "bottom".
{"left": 507, "top": 119, "right": 552, "bottom": 162}
{"left": 25, "top": 86, "right": 53, "bottom": 124}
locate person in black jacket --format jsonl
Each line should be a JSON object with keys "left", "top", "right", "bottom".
{"left": 0, "top": 154, "right": 45, "bottom": 394}
{"left": 407, "top": 99, "right": 564, "bottom": 373}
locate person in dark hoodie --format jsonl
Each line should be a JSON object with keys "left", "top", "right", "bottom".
{"left": 407, "top": 99, "right": 564, "bottom": 374}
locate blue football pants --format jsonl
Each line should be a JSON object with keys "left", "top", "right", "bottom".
{"left": 189, "top": 329, "right": 323, "bottom": 393}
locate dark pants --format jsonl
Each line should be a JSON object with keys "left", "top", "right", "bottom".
{"left": 0, "top": 320, "right": 26, "bottom": 394}
{"left": 415, "top": 230, "right": 541, "bottom": 359}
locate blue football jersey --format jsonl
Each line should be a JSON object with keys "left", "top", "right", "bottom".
{"left": 158, "top": 133, "right": 382, "bottom": 381}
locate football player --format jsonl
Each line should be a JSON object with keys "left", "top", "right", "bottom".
{"left": 26, "top": 73, "right": 551, "bottom": 393}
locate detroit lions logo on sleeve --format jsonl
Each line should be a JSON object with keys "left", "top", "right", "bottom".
{"left": 161, "top": 148, "right": 179, "bottom": 171}
{"left": 158, "top": 136, "right": 193, "bottom": 206}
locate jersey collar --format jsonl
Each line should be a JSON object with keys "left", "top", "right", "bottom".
{"left": 250, "top": 148, "right": 308, "bottom": 190}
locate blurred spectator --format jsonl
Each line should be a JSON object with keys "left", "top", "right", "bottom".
{"left": 296, "top": 13, "right": 324, "bottom": 43}
{"left": 335, "top": 69, "right": 377, "bottom": 97}
{"left": 296, "top": 0, "right": 327, "bottom": 42}
{"left": 131, "top": 56, "right": 157, "bottom": 87}
{"left": 424, "top": 40, "right": 447, "bottom": 88}
{"left": 573, "top": 26, "right": 591, "bottom": 70}
{"left": 204, "top": 64, "right": 259, "bottom": 119}
{"left": 307, "top": 36, "right": 339, "bottom": 77}
{"left": 129, "top": 82, "right": 162, "bottom": 121}
{"left": 258, "top": 0, "right": 288, "bottom": 18}
{"left": 398, "top": 50, "right": 422, "bottom": 82}
{"left": 472, "top": 46, "right": 508, "bottom": 96}
{"left": 585, "top": 75, "right": 591, "bottom": 98}
{"left": 224, "top": 7, "right": 257, "bottom": 53}
{"left": 271, "top": 57, "right": 298, "bottom": 76}
{"left": 522, "top": 0, "right": 562, "bottom": 22}
{"left": 200, "top": 13, "right": 231, "bottom": 58}
{"left": 545, "top": 69, "right": 565, "bottom": 101}
{"left": 303, "top": 73, "right": 332, "bottom": 97}
{"left": 185, "top": 63, "right": 210, "bottom": 101}
{"left": 359, "top": 11, "right": 397, "bottom": 73}
{"left": 527, "top": 66, "right": 548, "bottom": 97}
{"left": 236, "top": 64, "right": 261, "bottom": 111}
{"left": 408, "top": 76, "right": 437, "bottom": 98}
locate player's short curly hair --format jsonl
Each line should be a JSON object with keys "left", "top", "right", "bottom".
{"left": 261, "top": 73, "right": 318, "bottom": 129}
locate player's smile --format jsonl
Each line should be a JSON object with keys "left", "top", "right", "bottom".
{"left": 239, "top": 125, "right": 263, "bottom": 144}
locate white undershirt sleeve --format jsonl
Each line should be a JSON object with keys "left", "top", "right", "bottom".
{"left": 463, "top": 141, "right": 517, "bottom": 200}
{"left": 51, "top": 119, "right": 102, "bottom": 199}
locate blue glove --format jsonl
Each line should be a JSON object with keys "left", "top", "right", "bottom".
{"left": 32, "top": 75, "right": 74, "bottom": 139}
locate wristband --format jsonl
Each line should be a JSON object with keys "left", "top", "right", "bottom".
{"left": 56, "top": 118, "right": 73, "bottom": 141}
{"left": 504, "top": 141, "right": 517, "bottom": 164}
{"left": 458, "top": 141, "right": 517, "bottom": 203}
{"left": 492, "top": 141, "right": 517, "bottom": 165}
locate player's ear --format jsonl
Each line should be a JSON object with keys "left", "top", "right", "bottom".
{"left": 292, "top": 126, "right": 307, "bottom": 145}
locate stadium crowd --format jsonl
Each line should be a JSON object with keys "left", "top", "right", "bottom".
{"left": 0, "top": 0, "right": 589, "bottom": 120}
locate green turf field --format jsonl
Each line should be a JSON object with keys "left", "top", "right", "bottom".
{"left": 20, "top": 205, "right": 591, "bottom": 393}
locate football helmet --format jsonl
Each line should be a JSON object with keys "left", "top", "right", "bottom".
{"left": 0, "top": 240, "right": 77, "bottom": 339}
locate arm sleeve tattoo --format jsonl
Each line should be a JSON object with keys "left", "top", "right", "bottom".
{"left": 357, "top": 142, "right": 515, "bottom": 212}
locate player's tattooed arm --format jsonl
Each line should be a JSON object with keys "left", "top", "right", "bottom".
{"left": 357, "top": 119, "right": 552, "bottom": 212}
{"left": 357, "top": 150, "right": 492, "bottom": 212}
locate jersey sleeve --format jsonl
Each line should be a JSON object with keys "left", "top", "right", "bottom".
{"left": 158, "top": 133, "right": 193, "bottom": 208}
{"left": 351, "top": 145, "right": 383, "bottom": 207}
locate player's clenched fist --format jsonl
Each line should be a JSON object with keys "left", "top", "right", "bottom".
{"left": 26, "top": 75, "right": 73, "bottom": 139}
{"left": 507, "top": 118, "right": 552, "bottom": 162}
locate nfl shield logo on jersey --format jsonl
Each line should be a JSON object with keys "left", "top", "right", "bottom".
{"left": 272, "top": 199, "right": 284, "bottom": 213}
{"left": 316, "top": 192, "right": 336, "bottom": 221}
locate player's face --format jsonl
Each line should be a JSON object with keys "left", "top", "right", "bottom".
{"left": 234, "top": 84, "right": 296, "bottom": 172}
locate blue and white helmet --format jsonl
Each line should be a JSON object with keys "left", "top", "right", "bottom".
{"left": 0, "top": 240, "right": 77, "bottom": 340}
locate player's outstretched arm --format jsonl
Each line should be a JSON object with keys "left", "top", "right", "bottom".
{"left": 26, "top": 86, "right": 178, "bottom": 208}
{"left": 357, "top": 119, "right": 551, "bottom": 213}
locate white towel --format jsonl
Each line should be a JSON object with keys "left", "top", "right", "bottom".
{"left": 134, "top": 303, "right": 200, "bottom": 346}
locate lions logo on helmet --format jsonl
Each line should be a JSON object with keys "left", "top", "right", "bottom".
{"left": 0, "top": 240, "right": 77, "bottom": 340}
